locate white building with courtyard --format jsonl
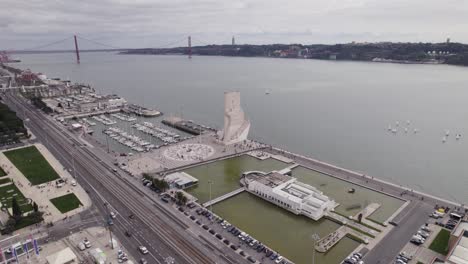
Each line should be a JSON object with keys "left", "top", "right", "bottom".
{"left": 243, "top": 171, "right": 337, "bottom": 221}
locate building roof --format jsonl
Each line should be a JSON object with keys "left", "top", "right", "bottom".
{"left": 248, "top": 172, "right": 291, "bottom": 188}
{"left": 453, "top": 222, "right": 468, "bottom": 238}
{"left": 166, "top": 172, "right": 198, "bottom": 187}
{"left": 46, "top": 247, "right": 77, "bottom": 264}
{"left": 449, "top": 237, "right": 468, "bottom": 264}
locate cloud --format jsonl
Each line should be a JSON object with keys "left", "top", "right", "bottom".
{"left": 1, "top": 0, "right": 467, "bottom": 49}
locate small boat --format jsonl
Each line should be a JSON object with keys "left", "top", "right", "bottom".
{"left": 406, "top": 120, "right": 411, "bottom": 125}
{"left": 442, "top": 136, "right": 447, "bottom": 143}
{"left": 387, "top": 125, "right": 392, "bottom": 131}
{"left": 456, "top": 134, "right": 462, "bottom": 140}
{"left": 414, "top": 128, "right": 419, "bottom": 133}
{"left": 445, "top": 130, "right": 450, "bottom": 136}
{"left": 404, "top": 128, "right": 408, "bottom": 133}
{"left": 348, "top": 188, "right": 356, "bottom": 193}
{"left": 396, "top": 121, "right": 400, "bottom": 127}
{"left": 265, "top": 89, "right": 271, "bottom": 95}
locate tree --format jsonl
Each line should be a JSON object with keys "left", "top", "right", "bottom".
{"left": 175, "top": 191, "right": 188, "bottom": 205}
{"left": 143, "top": 173, "right": 152, "bottom": 181}
{"left": 1, "top": 218, "right": 16, "bottom": 235}
{"left": 32, "top": 202, "right": 39, "bottom": 213}
{"left": 152, "top": 178, "right": 169, "bottom": 192}
{"left": 11, "top": 197, "right": 22, "bottom": 219}
{"left": 160, "top": 180, "right": 169, "bottom": 192}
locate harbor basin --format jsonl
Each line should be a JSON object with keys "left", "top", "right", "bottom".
{"left": 184, "top": 155, "right": 288, "bottom": 203}
{"left": 213, "top": 192, "right": 360, "bottom": 264}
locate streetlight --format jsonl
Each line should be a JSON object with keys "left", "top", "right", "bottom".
{"left": 311, "top": 233, "right": 320, "bottom": 264}
{"left": 208, "top": 180, "right": 214, "bottom": 212}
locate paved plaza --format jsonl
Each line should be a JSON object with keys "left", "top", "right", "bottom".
{"left": 0, "top": 143, "right": 91, "bottom": 224}
{"left": 124, "top": 133, "right": 265, "bottom": 176}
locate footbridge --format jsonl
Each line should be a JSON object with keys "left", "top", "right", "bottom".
{"left": 203, "top": 187, "right": 245, "bottom": 207}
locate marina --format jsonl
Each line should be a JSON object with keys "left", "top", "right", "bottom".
{"left": 111, "top": 113, "right": 137, "bottom": 122}
{"left": 132, "top": 122, "right": 183, "bottom": 144}
{"left": 92, "top": 114, "right": 117, "bottom": 125}
{"left": 103, "top": 127, "right": 154, "bottom": 152}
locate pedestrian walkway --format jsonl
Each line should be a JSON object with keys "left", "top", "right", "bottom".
{"left": 203, "top": 187, "right": 245, "bottom": 207}
{"left": 316, "top": 225, "right": 370, "bottom": 253}
{"left": 328, "top": 212, "right": 380, "bottom": 237}
{"left": 351, "top": 203, "right": 385, "bottom": 230}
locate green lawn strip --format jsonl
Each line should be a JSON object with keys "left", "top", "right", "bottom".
{"left": 346, "top": 224, "right": 375, "bottom": 238}
{"left": 333, "top": 210, "right": 352, "bottom": 219}
{"left": 50, "top": 193, "right": 82, "bottom": 213}
{"left": 345, "top": 233, "right": 366, "bottom": 244}
{"left": 0, "top": 167, "right": 6, "bottom": 177}
{"left": 416, "top": 262, "right": 424, "bottom": 264}
{"left": 351, "top": 219, "right": 381, "bottom": 232}
{"left": 0, "top": 184, "right": 33, "bottom": 212}
{"left": 366, "top": 218, "right": 386, "bottom": 227}
{"left": 0, "top": 178, "right": 11, "bottom": 185}
{"left": 429, "top": 229, "right": 451, "bottom": 255}
{"left": 4, "top": 146, "right": 60, "bottom": 185}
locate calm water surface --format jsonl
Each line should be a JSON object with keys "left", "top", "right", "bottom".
{"left": 14, "top": 52, "right": 468, "bottom": 204}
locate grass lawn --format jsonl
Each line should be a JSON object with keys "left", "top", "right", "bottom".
{"left": 0, "top": 184, "right": 33, "bottom": 212}
{"left": 4, "top": 146, "right": 60, "bottom": 185}
{"left": 0, "top": 167, "right": 6, "bottom": 177}
{"left": 0, "top": 178, "right": 11, "bottom": 185}
{"left": 429, "top": 229, "right": 451, "bottom": 255}
{"left": 50, "top": 193, "right": 82, "bottom": 213}
{"left": 14, "top": 214, "right": 43, "bottom": 230}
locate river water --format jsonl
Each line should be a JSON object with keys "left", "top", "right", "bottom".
{"left": 14, "top": 52, "right": 468, "bottom": 204}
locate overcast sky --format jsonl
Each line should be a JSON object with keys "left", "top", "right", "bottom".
{"left": 1, "top": 0, "right": 467, "bottom": 50}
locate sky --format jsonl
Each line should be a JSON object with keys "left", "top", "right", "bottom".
{"left": 1, "top": 0, "right": 468, "bottom": 50}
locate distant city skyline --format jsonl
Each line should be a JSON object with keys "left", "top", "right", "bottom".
{"left": 1, "top": 0, "right": 467, "bottom": 50}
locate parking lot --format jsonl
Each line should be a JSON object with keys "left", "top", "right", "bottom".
{"left": 176, "top": 201, "right": 292, "bottom": 264}
{"left": 389, "top": 206, "right": 465, "bottom": 264}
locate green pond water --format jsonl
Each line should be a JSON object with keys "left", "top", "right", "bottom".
{"left": 291, "top": 166, "right": 405, "bottom": 223}
{"left": 184, "top": 155, "right": 288, "bottom": 203}
{"left": 213, "top": 192, "right": 359, "bottom": 264}
{"left": 183, "top": 155, "right": 405, "bottom": 264}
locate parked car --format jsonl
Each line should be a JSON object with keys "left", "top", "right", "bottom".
{"left": 138, "top": 246, "right": 149, "bottom": 254}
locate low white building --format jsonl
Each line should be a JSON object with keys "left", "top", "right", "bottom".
{"left": 243, "top": 171, "right": 337, "bottom": 221}
{"left": 165, "top": 172, "right": 199, "bottom": 189}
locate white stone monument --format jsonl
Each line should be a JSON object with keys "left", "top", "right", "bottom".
{"left": 220, "top": 91, "right": 250, "bottom": 145}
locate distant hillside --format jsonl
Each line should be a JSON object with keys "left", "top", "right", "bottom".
{"left": 121, "top": 42, "right": 468, "bottom": 66}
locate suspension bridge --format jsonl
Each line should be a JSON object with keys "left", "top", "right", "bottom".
{"left": 0, "top": 34, "right": 236, "bottom": 64}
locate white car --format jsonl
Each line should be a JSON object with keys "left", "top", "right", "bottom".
{"left": 83, "top": 239, "right": 91, "bottom": 248}
{"left": 138, "top": 246, "right": 149, "bottom": 255}
{"left": 71, "top": 180, "right": 77, "bottom": 186}
{"left": 275, "top": 256, "right": 283, "bottom": 263}
{"left": 110, "top": 212, "right": 117, "bottom": 219}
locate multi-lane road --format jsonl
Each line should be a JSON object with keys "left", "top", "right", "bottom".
{"left": 3, "top": 92, "right": 245, "bottom": 264}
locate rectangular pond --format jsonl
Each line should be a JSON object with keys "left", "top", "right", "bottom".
{"left": 291, "top": 166, "right": 405, "bottom": 223}
{"left": 184, "top": 155, "right": 288, "bottom": 203}
{"left": 213, "top": 192, "right": 359, "bottom": 264}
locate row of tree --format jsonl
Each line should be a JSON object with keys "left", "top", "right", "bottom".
{"left": 142, "top": 173, "right": 188, "bottom": 205}
{"left": 2, "top": 197, "right": 43, "bottom": 235}
{"left": 0, "top": 102, "right": 28, "bottom": 145}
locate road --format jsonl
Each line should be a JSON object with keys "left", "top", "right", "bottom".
{"left": 3, "top": 92, "right": 245, "bottom": 264}
{"left": 362, "top": 201, "right": 433, "bottom": 264}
